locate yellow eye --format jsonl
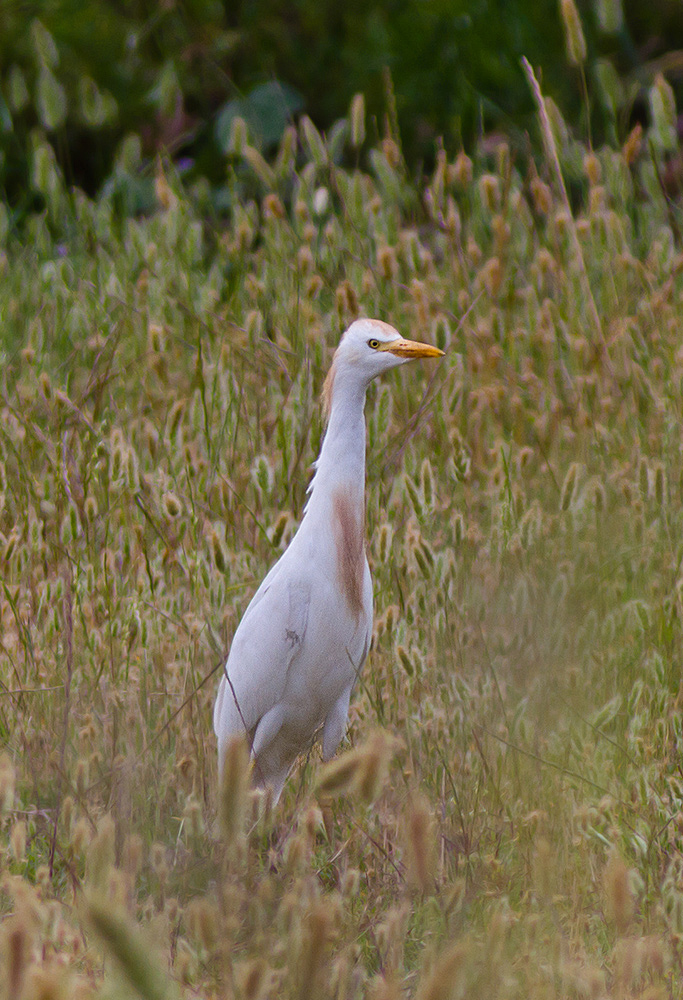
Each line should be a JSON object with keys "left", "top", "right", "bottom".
{"left": 368, "top": 339, "right": 380, "bottom": 349}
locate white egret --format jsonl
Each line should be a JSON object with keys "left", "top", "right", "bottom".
{"left": 214, "top": 318, "right": 443, "bottom": 802}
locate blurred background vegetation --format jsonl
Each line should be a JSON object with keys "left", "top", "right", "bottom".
{"left": 0, "top": 0, "right": 682, "bottom": 222}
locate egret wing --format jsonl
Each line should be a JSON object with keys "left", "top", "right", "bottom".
{"left": 213, "top": 567, "right": 311, "bottom": 746}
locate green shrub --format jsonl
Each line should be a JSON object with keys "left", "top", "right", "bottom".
{"left": 1, "top": 0, "right": 682, "bottom": 222}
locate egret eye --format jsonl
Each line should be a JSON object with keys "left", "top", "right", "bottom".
{"left": 368, "top": 339, "right": 380, "bottom": 349}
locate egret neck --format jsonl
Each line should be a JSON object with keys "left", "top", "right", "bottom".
{"left": 305, "top": 361, "right": 369, "bottom": 523}
{"left": 303, "top": 362, "right": 369, "bottom": 620}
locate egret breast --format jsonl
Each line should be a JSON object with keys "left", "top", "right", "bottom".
{"left": 331, "top": 487, "right": 365, "bottom": 621}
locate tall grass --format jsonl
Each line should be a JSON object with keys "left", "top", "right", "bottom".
{"left": 2, "top": 70, "right": 683, "bottom": 998}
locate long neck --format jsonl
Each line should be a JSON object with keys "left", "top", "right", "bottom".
{"left": 305, "top": 367, "right": 368, "bottom": 521}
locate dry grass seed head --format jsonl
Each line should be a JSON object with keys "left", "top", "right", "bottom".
{"left": 236, "top": 957, "right": 271, "bottom": 1000}
{"left": 86, "top": 897, "right": 174, "bottom": 1000}
{"left": 350, "top": 92, "right": 366, "bottom": 147}
{"left": 355, "top": 730, "right": 396, "bottom": 803}
{"left": 209, "top": 527, "right": 227, "bottom": 575}
{"left": 532, "top": 837, "right": 554, "bottom": 901}
{"left": 492, "top": 215, "right": 510, "bottom": 253}
{"left": 623, "top": 123, "right": 643, "bottom": 165}
{"left": 584, "top": 152, "right": 601, "bottom": 185}
{"left": 268, "top": 510, "right": 292, "bottom": 549}
{"left": 38, "top": 371, "right": 52, "bottom": 401}
{"left": 653, "top": 463, "right": 667, "bottom": 505}
{"left": 316, "top": 747, "right": 363, "bottom": 797}
{"left": 292, "top": 899, "right": 334, "bottom": 1000}
{"left": 560, "top": 462, "right": 582, "bottom": 511}
{"left": 375, "top": 903, "right": 411, "bottom": 973}
{"left": 603, "top": 851, "right": 635, "bottom": 934}
{"left": 10, "top": 820, "right": 27, "bottom": 862}
{"left": 560, "top": 0, "right": 587, "bottom": 65}
{"left": 20, "top": 962, "right": 73, "bottom": 1000}
{"left": 181, "top": 795, "right": 204, "bottom": 840}
{"left": 85, "top": 816, "right": 116, "bottom": 894}
{"left": 185, "top": 898, "right": 219, "bottom": 957}
{"left": 368, "top": 972, "right": 403, "bottom": 1000}
{"left": 218, "top": 735, "right": 250, "bottom": 843}
{"left": 650, "top": 73, "right": 678, "bottom": 152}
{"left": 452, "top": 151, "right": 473, "bottom": 188}
{"left": 1, "top": 918, "right": 31, "bottom": 999}
{"left": 70, "top": 816, "right": 91, "bottom": 858}
{"left": 377, "top": 244, "right": 399, "bottom": 283}
{"left": 122, "top": 833, "right": 143, "bottom": 878}
{"left": 479, "top": 257, "right": 503, "bottom": 298}
{"left": 306, "top": 274, "right": 323, "bottom": 299}
{"left": 479, "top": 173, "right": 500, "bottom": 211}
{"left": 263, "top": 193, "right": 285, "bottom": 221}
{"left": 335, "top": 279, "right": 359, "bottom": 322}
{"left": 0, "top": 752, "right": 15, "bottom": 812}
{"left": 403, "top": 793, "right": 436, "bottom": 892}
{"left": 147, "top": 322, "right": 165, "bottom": 354}
{"left": 415, "top": 941, "right": 469, "bottom": 1000}
{"left": 589, "top": 185, "right": 606, "bottom": 214}
{"left": 297, "top": 245, "right": 314, "bottom": 275}
{"left": 531, "top": 177, "right": 552, "bottom": 215}
{"left": 377, "top": 521, "right": 393, "bottom": 563}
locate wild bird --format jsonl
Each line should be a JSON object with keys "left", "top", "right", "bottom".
{"left": 214, "top": 318, "right": 444, "bottom": 803}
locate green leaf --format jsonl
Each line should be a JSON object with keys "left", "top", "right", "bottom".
{"left": 328, "top": 118, "right": 349, "bottom": 162}
{"left": 0, "top": 202, "right": 8, "bottom": 243}
{"left": 0, "top": 88, "right": 12, "bottom": 133}
{"left": 594, "top": 59, "right": 623, "bottom": 118}
{"left": 215, "top": 81, "right": 304, "bottom": 152}
{"left": 79, "top": 76, "right": 118, "bottom": 127}
{"left": 650, "top": 74, "right": 678, "bottom": 153}
{"left": 148, "top": 60, "right": 181, "bottom": 118}
{"left": 31, "top": 19, "right": 59, "bottom": 69}
{"left": 115, "top": 133, "right": 142, "bottom": 173}
{"left": 37, "top": 67, "right": 67, "bottom": 130}
{"left": 8, "top": 66, "right": 29, "bottom": 113}
{"left": 300, "top": 115, "right": 327, "bottom": 167}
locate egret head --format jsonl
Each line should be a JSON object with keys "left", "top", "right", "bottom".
{"left": 337, "top": 318, "right": 444, "bottom": 378}
{"left": 323, "top": 320, "right": 444, "bottom": 417}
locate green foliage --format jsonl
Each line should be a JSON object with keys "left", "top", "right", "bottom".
{"left": 215, "top": 80, "right": 304, "bottom": 153}
{"left": 0, "top": 1, "right": 234, "bottom": 212}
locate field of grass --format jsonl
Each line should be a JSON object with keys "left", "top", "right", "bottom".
{"left": 2, "top": 81, "right": 683, "bottom": 998}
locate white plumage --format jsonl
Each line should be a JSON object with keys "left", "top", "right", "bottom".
{"left": 213, "top": 318, "right": 443, "bottom": 802}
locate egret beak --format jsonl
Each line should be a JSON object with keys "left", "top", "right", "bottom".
{"left": 379, "top": 337, "right": 445, "bottom": 359}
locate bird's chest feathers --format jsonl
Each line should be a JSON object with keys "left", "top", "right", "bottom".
{"left": 331, "top": 487, "right": 366, "bottom": 620}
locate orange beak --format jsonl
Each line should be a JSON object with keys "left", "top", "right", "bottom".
{"left": 379, "top": 337, "right": 444, "bottom": 359}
